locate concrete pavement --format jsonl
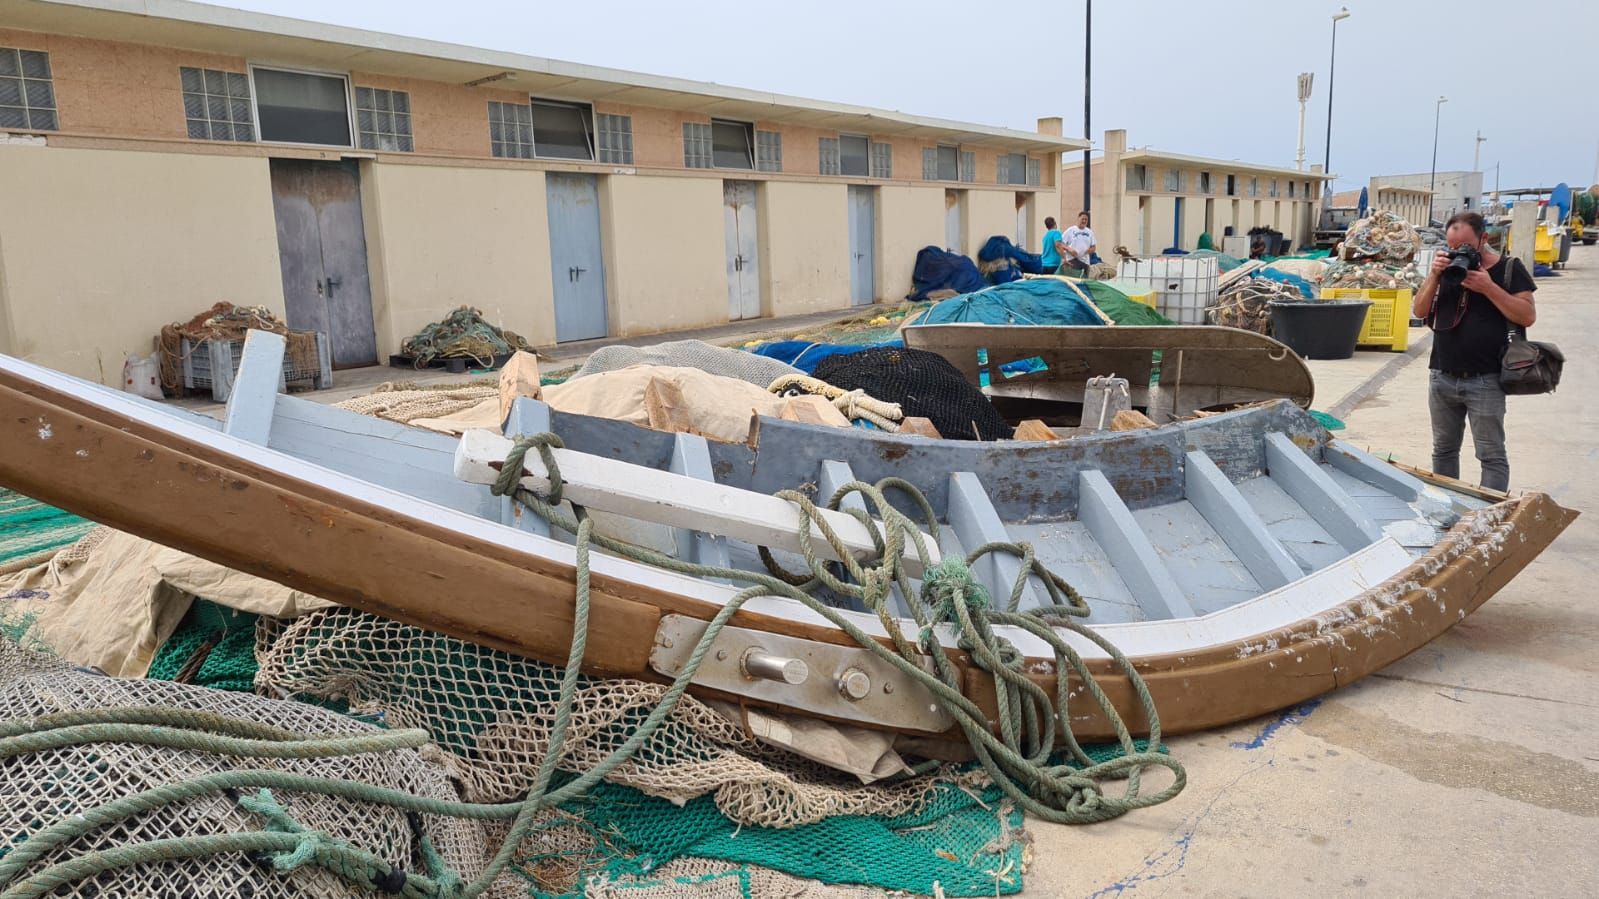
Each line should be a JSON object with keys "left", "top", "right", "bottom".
{"left": 1026, "top": 246, "right": 1597, "bottom": 896}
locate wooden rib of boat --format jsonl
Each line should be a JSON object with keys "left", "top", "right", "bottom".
{"left": 901, "top": 323, "right": 1314, "bottom": 421}
{"left": 0, "top": 335, "right": 1575, "bottom": 745}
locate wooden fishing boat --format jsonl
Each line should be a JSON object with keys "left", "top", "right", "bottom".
{"left": 901, "top": 323, "right": 1315, "bottom": 422}
{"left": 0, "top": 334, "right": 1575, "bottom": 746}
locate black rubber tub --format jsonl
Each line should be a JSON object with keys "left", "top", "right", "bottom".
{"left": 1268, "top": 300, "right": 1373, "bottom": 360}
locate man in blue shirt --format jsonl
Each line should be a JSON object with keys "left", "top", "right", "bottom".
{"left": 1040, "top": 217, "right": 1063, "bottom": 271}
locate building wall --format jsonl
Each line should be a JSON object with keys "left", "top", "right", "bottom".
{"left": 0, "top": 144, "right": 283, "bottom": 383}
{"left": 963, "top": 189, "right": 1016, "bottom": 258}
{"left": 879, "top": 185, "right": 946, "bottom": 299}
{"left": 602, "top": 174, "right": 727, "bottom": 335}
{"left": 362, "top": 162, "right": 556, "bottom": 350}
{"left": 759, "top": 181, "right": 851, "bottom": 315}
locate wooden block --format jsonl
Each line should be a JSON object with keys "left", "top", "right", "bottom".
{"left": 455, "top": 429, "right": 940, "bottom": 576}
{"left": 896, "top": 416, "right": 942, "bottom": 438}
{"left": 643, "top": 376, "right": 697, "bottom": 435}
{"left": 1012, "top": 419, "right": 1059, "bottom": 442}
{"left": 1110, "top": 410, "right": 1158, "bottom": 431}
{"left": 497, "top": 351, "right": 542, "bottom": 428}
{"left": 778, "top": 394, "right": 850, "bottom": 428}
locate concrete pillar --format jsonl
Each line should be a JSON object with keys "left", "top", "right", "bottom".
{"left": 1038, "top": 116, "right": 1064, "bottom": 190}
{"left": 1102, "top": 129, "right": 1127, "bottom": 251}
{"left": 1509, "top": 200, "right": 1537, "bottom": 270}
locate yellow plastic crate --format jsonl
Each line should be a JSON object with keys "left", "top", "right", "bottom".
{"left": 1320, "top": 288, "right": 1411, "bottom": 352}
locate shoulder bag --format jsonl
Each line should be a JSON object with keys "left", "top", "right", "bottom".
{"left": 1497, "top": 257, "right": 1563, "bottom": 395}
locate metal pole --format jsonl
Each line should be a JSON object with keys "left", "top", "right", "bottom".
{"left": 1082, "top": 0, "right": 1091, "bottom": 215}
{"left": 1473, "top": 131, "right": 1485, "bottom": 172}
{"left": 1429, "top": 97, "right": 1446, "bottom": 219}
{"left": 1323, "top": 9, "right": 1347, "bottom": 173}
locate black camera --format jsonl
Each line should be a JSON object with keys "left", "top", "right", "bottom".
{"left": 1441, "top": 244, "right": 1481, "bottom": 284}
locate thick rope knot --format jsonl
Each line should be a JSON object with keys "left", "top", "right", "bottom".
{"left": 491, "top": 433, "right": 566, "bottom": 506}
{"left": 236, "top": 789, "right": 334, "bottom": 872}
{"left": 919, "top": 558, "right": 990, "bottom": 645}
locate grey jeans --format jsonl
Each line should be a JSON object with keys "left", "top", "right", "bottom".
{"left": 1428, "top": 370, "right": 1508, "bottom": 490}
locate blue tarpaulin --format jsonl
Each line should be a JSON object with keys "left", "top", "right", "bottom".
{"left": 917, "top": 278, "right": 1105, "bottom": 327}
{"left": 751, "top": 339, "right": 905, "bottom": 375}
{"left": 907, "top": 246, "right": 987, "bottom": 300}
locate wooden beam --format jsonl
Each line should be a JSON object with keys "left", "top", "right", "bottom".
{"left": 500, "top": 397, "right": 553, "bottom": 537}
{"left": 222, "top": 329, "right": 285, "bottom": 444}
{"left": 456, "top": 429, "right": 939, "bottom": 576}
{"left": 1325, "top": 439, "right": 1426, "bottom": 502}
{"left": 1265, "top": 432, "right": 1383, "bottom": 552}
{"left": 669, "top": 432, "right": 731, "bottom": 570}
{"left": 497, "top": 350, "right": 542, "bottom": 430}
{"left": 896, "top": 416, "right": 942, "bottom": 438}
{"left": 1077, "top": 470, "right": 1195, "bottom": 620}
{"left": 1184, "top": 450, "right": 1304, "bottom": 589}
{"left": 947, "top": 472, "right": 1038, "bottom": 610}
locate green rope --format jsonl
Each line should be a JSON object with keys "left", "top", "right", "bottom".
{"left": 0, "top": 431, "right": 1185, "bottom": 897}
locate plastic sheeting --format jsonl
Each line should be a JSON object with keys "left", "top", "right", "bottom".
{"left": 917, "top": 278, "right": 1105, "bottom": 327}
{"left": 751, "top": 339, "right": 905, "bottom": 375}
{"left": 907, "top": 246, "right": 988, "bottom": 300}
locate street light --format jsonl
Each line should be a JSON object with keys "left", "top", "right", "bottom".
{"left": 1430, "top": 96, "right": 1448, "bottom": 224}
{"left": 1322, "top": 6, "right": 1350, "bottom": 177}
{"left": 1082, "top": 0, "right": 1091, "bottom": 215}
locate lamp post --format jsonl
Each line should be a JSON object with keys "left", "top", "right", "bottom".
{"left": 1322, "top": 7, "right": 1350, "bottom": 177}
{"left": 1430, "top": 95, "right": 1447, "bottom": 224}
{"left": 1082, "top": 0, "right": 1091, "bottom": 215}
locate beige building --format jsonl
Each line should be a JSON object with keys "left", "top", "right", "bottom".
{"left": 1060, "top": 130, "right": 1334, "bottom": 256}
{"left": 0, "top": 0, "right": 1082, "bottom": 384}
{"left": 1368, "top": 183, "right": 1432, "bottom": 227}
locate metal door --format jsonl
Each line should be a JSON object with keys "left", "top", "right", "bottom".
{"left": 269, "top": 159, "right": 377, "bottom": 368}
{"left": 723, "top": 181, "right": 761, "bottom": 320}
{"left": 848, "top": 185, "right": 876, "bottom": 306}
{"left": 546, "top": 173, "right": 608, "bottom": 342}
{"left": 944, "top": 189, "right": 964, "bottom": 252}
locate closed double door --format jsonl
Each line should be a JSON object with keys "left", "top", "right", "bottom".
{"left": 269, "top": 159, "right": 377, "bottom": 368}
{"left": 723, "top": 181, "right": 761, "bottom": 320}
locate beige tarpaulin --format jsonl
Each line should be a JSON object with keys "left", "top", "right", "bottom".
{"left": 0, "top": 529, "right": 333, "bottom": 677}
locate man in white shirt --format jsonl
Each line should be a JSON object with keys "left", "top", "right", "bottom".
{"left": 1060, "top": 211, "right": 1097, "bottom": 274}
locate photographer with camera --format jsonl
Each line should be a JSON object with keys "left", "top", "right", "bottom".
{"left": 1411, "top": 212, "right": 1536, "bottom": 491}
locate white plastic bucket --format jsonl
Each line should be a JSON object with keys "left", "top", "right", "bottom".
{"left": 122, "top": 353, "right": 163, "bottom": 399}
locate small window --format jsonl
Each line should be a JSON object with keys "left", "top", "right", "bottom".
{"left": 181, "top": 67, "right": 253, "bottom": 142}
{"left": 1226, "top": 174, "right": 1237, "bottom": 196}
{"left": 936, "top": 145, "right": 959, "bottom": 181}
{"left": 1199, "top": 172, "right": 1212, "bottom": 194}
{"left": 1001, "top": 152, "right": 1027, "bottom": 185}
{"left": 0, "top": 47, "right": 57, "bottom": 131}
{"left": 1287, "top": 180, "right": 1296, "bottom": 198}
{"left": 489, "top": 101, "right": 534, "bottom": 159}
{"left": 683, "top": 121, "right": 712, "bottom": 168}
{"left": 596, "top": 113, "right": 633, "bottom": 164}
{"left": 959, "top": 150, "right": 975, "bottom": 183}
{"left": 1164, "top": 169, "right": 1183, "bottom": 192}
{"left": 1249, "top": 177, "right": 1259, "bottom": 197}
{"left": 354, "top": 87, "right": 411, "bottom": 152}
{"left": 756, "top": 129, "right": 782, "bottom": 172}
{"left": 1026, "top": 157, "right": 1041, "bottom": 186}
{"left": 818, "top": 137, "right": 840, "bottom": 176}
{"left": 711, "top": 118, "right": 754, "bottom": 169}
{"left": 1269, "top": 178, "right": 1279, "bottom": 198}
{"left": 839, "top": 134, "right": 869, "bottom": 177}
{"left": 1127, "top": 164, "right": 1148, "bottom": 191}
{"left": 252, "top": 67, "right": 352, "bottom": 146}
{"left": 528, "top": 99, "right": 593, "bottom": 160}
{"left": 870, "top": 141, "right": 892, "bottom": 179}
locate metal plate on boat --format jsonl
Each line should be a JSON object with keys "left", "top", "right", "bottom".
{"left": 649, "top": 614, "right": 954, "bottom": 733}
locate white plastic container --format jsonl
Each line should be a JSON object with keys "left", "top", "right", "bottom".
{"left": 1116, "top": 256, "right": 1219, "bottom": 325}
{"left": 122, "top": 353, "right": 163, "bottom": 399}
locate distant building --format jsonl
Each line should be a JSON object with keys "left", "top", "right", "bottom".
{"left": 1368, "top": 183, "right": 1431, "bottom": 229}
{"left": 1060, "top": 130, "right": 1334, "bottom": 256}
{"left": 1370, "top": 171, "right": 1483, "bottom": 224}
{"left": 0, "top": 0, "right": 1082, "bottom": 384}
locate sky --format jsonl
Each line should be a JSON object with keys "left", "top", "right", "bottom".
{"left": 211, "top": 0, "right": 1598, "bottom": 193}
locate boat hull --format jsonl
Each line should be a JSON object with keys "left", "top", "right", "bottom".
{"left": 0, "top": 362, "right": 1575, "bottom": 742}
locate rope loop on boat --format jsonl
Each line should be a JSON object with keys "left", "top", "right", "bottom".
{"left": 0, "top": 432, "right": 1184, "bottom": 898}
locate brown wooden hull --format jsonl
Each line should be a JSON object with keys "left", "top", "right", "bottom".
{"left": 0, "top": 369, "right": 1575, "bottom": 742}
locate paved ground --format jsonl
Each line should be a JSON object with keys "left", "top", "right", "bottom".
{"left": 1026, "top": 247, "right": 1597, "bottom": 897}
